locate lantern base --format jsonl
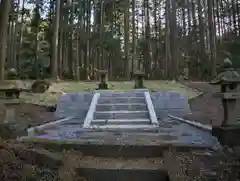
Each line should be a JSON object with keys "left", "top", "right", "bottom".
{"left": 134, "top": 84, "right": 145, "bottom": 89}
{"left": 212, "top": 125, "right": 240, "bottom": 146}
{"left": 97, "top": 83, "right": 108, "bottom": 90}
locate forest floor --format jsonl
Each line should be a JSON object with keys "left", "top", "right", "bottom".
{"left": 0, "top": 80, "right": 239, "bottom": 181}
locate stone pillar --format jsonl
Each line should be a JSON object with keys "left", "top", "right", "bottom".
{"left": 3, "top": 101, "right": 19, "bottom": 124}
{"left": 133, "top": 70, "right": 145, "bottom": 89}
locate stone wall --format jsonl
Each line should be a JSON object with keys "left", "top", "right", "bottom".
{"left": 55, "top": 92, "right": 93, "bottom": 119}
{"left": 150, "top": 92, "right": 191, "bottom": 120}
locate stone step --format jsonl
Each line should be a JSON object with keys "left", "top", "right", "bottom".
{"left": 91, "top": 119, "right": 151, "bottom": 125}
{"left": 75, "top": 156, "right": 169, "bottom": 181}
{"left": 76, "top": 168, "right": 168, "bottom": 181}
{"left": 100, "top": 92, "right": 145, "bottom": 98}
{"left": 94, "top": 111, "right": 149, "bottom": 119}
{"left": 95, "top": 104, "right": 148, "bottom": 112}
{"left": 95, "top": 110, "right": 148, "bottom": 114}
{"left": 99, "top": 97, "right": 145, "bottom": 100}
{"left": 86, "top": 124, "right": 159, "bottom": 132}
{"left": 97, "top": 103, "right": 146, "bottom": 106}
{"left": 98, "top": 97, "right": 145, "bottom": 104}
{"left": 76, "top": 156, "right": 163, "bottom": 169}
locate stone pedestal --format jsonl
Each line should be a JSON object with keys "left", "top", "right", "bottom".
{"left": 212, "top": 125, "right": 240, "bottom": 146}
{"left": 3, "top": 100, "right": 20, "bottom": 124}
{"left": 133, "top": 70, "right": 145, "bottom": 89}
{"left": 98, "top": 70, "right": 108, "bottom": 90}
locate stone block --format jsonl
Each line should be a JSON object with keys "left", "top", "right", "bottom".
{"left": 212, "top": 125, "right": 240, "bottom": 146}
{"left": 98, "top": 97, "right": 145, "bottom": 104}
{"left": 133, "top": 89, "right": 149, "bottom": 93}
{"left": 99, "top": 91, "right": 145, "bottom": 97}
{"left": 98, "top": 83, "right": 108, "bottom": 90}
{"left": 150, "top": 92, "right": 191, "bottom": 119}
{"left": 76, "top": 168, "right": 169, "bottom": 181}
{"left": 55, "top": 92, "right": 93, "bottom": 118}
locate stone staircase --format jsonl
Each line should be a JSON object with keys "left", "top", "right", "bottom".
{"left": 83, "top": 91, "right": 159, "bottom": 131}
{"left": 22, "top": 90, "right": 228, "bottom": 181}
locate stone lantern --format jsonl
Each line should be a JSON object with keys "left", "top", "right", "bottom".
{"left": 97, "top": 69, "right": 108, "bottom": 90}
{"left": 210, "top": 58, "right": 240, "bottom": 146}
{"left": 133, "top": 70, "right": 145, "bottom": 89}
{"left": 210, "top": 58, "right": 240, "bottom": 126}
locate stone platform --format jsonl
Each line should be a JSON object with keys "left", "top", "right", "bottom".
{"left": 22, "top": 89, "right": 220, "bottom": 153}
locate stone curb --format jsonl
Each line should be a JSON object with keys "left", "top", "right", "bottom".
{"left": 27, "top": 117, "right": 74, "bottom": 136}
{"left": 168, "top": 114, "right": 212, "bottom": 132}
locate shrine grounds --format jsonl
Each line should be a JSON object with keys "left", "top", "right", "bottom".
{"left": 0, "top": 80, "right": 222, "bottom": 128}
{"left": 0, "top": 80, "right": 200, "bottom": 135}
{"left": 0, "top": 80, "right": 239, "bottom": 181}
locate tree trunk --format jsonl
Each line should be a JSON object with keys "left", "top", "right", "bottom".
{"left": 169, "top": 0, "right": 177, "bottom": 79}
{"left": 131, "top": 0, "right": 136, "bottom": 74}
{"left": 165, "top": 0, "right": 171, "bottom": 78}
{"left": 207, "top": 0, "right": 217, "bottom": 77}
{"left": 124, "top": 0, "right": 129, "bottom": 78}
{"left": 51, "top": 0, "right": 60, "bottom": 78}
{"left": 0, "top": 0, "right": 11, "bottom": 81}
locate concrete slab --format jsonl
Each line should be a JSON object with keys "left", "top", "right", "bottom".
{"left": 22, "top": 117, "right": 221, "bottom": 152}
{"left": 85, "top": 125, "right": 159, "bottom": 132}
{"left": 23, "top": 90, "right": 222, "bottom": 156}
{"left": 55, "top": 92, "right": 93, "bottom": 118}
{"left": 151, "top": 92, "right": 191, "bottom": 120}
{"left": 21, "top": 137, "right": 211, "bottom": 157}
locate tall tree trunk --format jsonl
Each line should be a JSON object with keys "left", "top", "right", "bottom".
{"left": 85, "top": 0, "right": 91, "bottom": 79}
{"left": 124, "top": 0, "right": 129, "bottom": 78}
{"left": 197, "top": 0, "right": 206, "bottom": 79}
{"left": 33, "top": 3, "right": 40, "bottom": 79}
{"left": 169, "top": 0, "right": 177, "bottom": 79}
{"left": 143, "top": 0, "right": 152, "bottom": 78}
{"left": 0, "top": 0, "right": 11, "bottom": 81}
{"left": 131, "top": 0, "right": 136, "bottom": 74}
{"left": 51, "top": 0, "right": 60, "bottom": 78}
{"left": 231, "top": 0, "right": 237, "bottom": 35}
{"left": 17, "top": 0, "right": 25, "bottom": 77}
{"left": 207, "top": 0, "right": 217, "bottom": 77}
{"left": 153, "top": 0, "right": 158, "bottom": 78}
{"left": 165, "top": 0, "right": 171, "bottom": 78}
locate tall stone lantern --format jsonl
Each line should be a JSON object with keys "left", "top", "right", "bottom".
{"left": 210, "top": 58, "right": 240, "bottom": 146}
